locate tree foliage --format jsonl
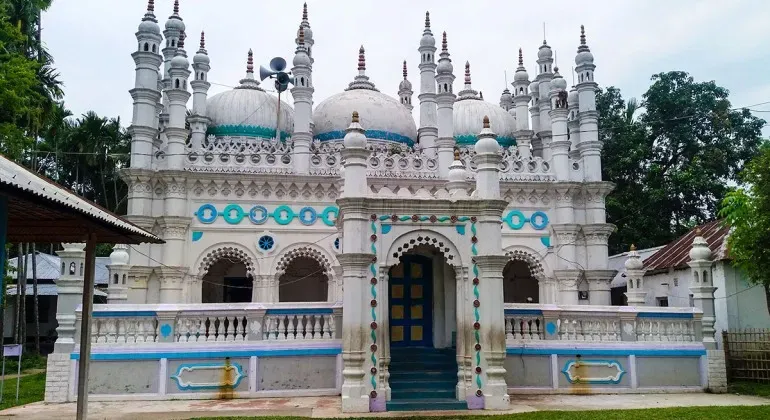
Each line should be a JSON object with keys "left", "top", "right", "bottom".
{"left": 719, "top": 142, "right": 770, "bottom": 312}
{"left": 599, "top": 71, "right": 765, "bottom": 254}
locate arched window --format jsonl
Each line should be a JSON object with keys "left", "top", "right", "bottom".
{"left": 69, "top": 262, "right": 76, "bottom": 275}
{"left": 279, "top": 257, "right": 328, "bottom": 302}
{"left": 113, "top": 274, "right": 119, "bottom": 285}
{"left": 143, "top": 43, "right": 149, "bottom": 52}
{"left": 175, "top": 79, "right": 180, "bottom": 89}
{"left": 152, "top": 44, "right": 157, "bottom": 53}
{"left": 61, "top": 262, "right": 65, "bottom": 275}
{"left": 202, "top": 259, "right": 253, "bottom": 303}
{"left": 171, "top": 39, "right": 176, "bottom": 47}
{"left": 503, "top": 260, "right": 538, "bottom": 303}
{"left": 122, "top": 274, "right": 127, "bottom": 284}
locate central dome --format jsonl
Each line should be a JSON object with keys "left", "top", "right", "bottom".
{"left": 312, "top": 89, "right": 417, "bottom": 145}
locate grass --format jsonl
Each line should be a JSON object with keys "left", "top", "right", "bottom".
{"left": 193, "top": 406, "right": 770, "bottom": 420}
{"left": 729, "top": 381, "right": 770, "bottom": 398}
{"left": 0, "top": 372, "right": 45, "bottom": 411}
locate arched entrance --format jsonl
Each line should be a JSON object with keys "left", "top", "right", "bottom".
{"left": 198, "top": 246, "right": 256, "bottom": 303}
{"left": 388, "top": 254, "right": 433, "bottom": 347}
{"left": 278, "top": 256, "right": 329, "bottom": 302}
{"left": 503, "top": 260, "right": 539, "bottom": 303}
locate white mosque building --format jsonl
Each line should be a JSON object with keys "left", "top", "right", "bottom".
{"left": 42, "top": 1, "right": 725, "bottom": 413}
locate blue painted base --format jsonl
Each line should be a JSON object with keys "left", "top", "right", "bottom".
{"left": 386, "top": 347, "right": 466, "bottom": 412}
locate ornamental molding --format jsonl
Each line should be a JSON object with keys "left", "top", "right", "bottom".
{"left": 196, "top": 243, "right": 258, "bottom": 277}
{"left": 385, "top": 229, "right": 463, "bottom": 267}
{"left": 274, "top": 243, "right": 335, "bottom": 276}
{"left": 188, "top": 179, "right": 339, "bottom": 201}
{"left": 505, "top": 247, "right": 547, "bottom": 281}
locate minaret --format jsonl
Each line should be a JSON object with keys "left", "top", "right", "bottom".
{"left": 106, "top": 244, "right": 130, "bottom": 304}
{"left": 549, "top": 67, "right": 570, "bottom": 181}
{"left": 128, "top": 0, "right": 163, "bottom": 170}
{"left": 624, "top": 245, "right": 647, "bottom": 306}
{"left": 292, "top": 23, "right": 314, "bottom": 174}
{"left": 567, "top": 83, "right": 581, "bottom": 160}
{"left": 189, "top": 31, "right": 211, "bottom": 150}
{"left": 161, "top": 0, "right": 185, "bottom": 120}
{"left": 512, "top": 48, "right": 533, "bottom": 158}
{"left": 398, "top": 61, "right": 414, "bottom": 112}
{"left": 418, "top": 12, "right": 438, "bottom": 156}
{"left": 166, "top": 31, "right": 191, "bottom": 170}
{"left": 536, "top": 39, "right": 554, "bottom": 162}
{"left": 528, "top": 80, "right": 541, "bottom": 156}
{"left": 499, "top": 88, "right": 512, "bottom": 111}
{"left": 435, "top": 31, "right": 456, "bottom": 177}
{"left": 575, "top": 25, "right": 600, "bottom": 182}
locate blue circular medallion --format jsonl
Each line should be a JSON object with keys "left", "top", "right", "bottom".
{"left": 320, "top": 206, "right": 339, "bottom": 227}
{"left": 222, "top": 204, "right": 245, "bottom": 224}
{"left": 504, "top": 210, "right": 527, "bottom": 230}
{"left": 530, "top": 211, "right": 549, "bottom": 230}
{"left": 196, "top": 204, "right": 218, "bottom": 224}
{"left": 249, "top": 205, "right": 269, "bottom": 224}
{"left": 273, "top": 205, "right": 295, "bottom": 225}
{"left": 258, "top": 235, "right": 275, "bottom": 252}
{"left": 298, "top": 207, "right": 318, "bottom": 226}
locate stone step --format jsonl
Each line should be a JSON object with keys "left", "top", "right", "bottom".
{"left": 389, "top": 378, "right": 457, "bottom": 390}
{"left": 389, "top": 370, "right": 456, "bottom": 381}
{"left": 386, "top": 398, "right": 468, "bottom": 411}
{"left": 391, "top": 388, "right": 456, "bottom": 400}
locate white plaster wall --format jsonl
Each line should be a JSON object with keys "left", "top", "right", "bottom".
{"left": 722, "top": 263, "right": 770, "bottom": 330}
{"left": 644, "top": 269, "right": 691, "bottom": 307}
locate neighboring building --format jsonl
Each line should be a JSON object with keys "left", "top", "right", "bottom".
{"left": 3, "top": 252, "right": 108, "bottom": 352}
{"left": 42, "top": 1, "right": 728, "bottom": 411}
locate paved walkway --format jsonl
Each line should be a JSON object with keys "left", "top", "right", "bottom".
{"left": 0, "top": 393, "right": 768, "bottom": 419}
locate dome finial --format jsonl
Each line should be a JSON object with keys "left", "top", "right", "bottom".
{"left": 479, "top": 91, "right": 484, "bottom": 100}
{"left": 173, "top": 0, "right": 179, "bottom": 15}
{"left": 425, "top": 11, "right": 430, "bottom": 28}
{"left": 352, "top": 111, "right": 359, "bottom": 123}
{"left": 247, "top": 49, "right": 254, "bottom": 73}
{"left": 199, "top": 31, "right": 205, "bottom": 50}
{"left": 147, "top": 0, "right": 155, "bottom": 12}
{"left": 442, "top": 31, "right": 448, "bottom": 52}
{"left": 303, "top": 2, "right": 308, "bottom": 22}
{"left": 518, "top": 48, "right": 523, "bottom": 66}
{"left": 298, "top": 24, "right": 305, "bottom": 44}
{"left": 177, "top": 31, "right": 185, "bottom": 49}
{"left": 483, "top": 115, "right": 490, "bottom": 128}
{"left": 580, "top": 25, "right": 586, "bottom": 45}
{"left": 358, "top": 45, "right": 366, "bottom": 71}
{"left": 630, "top": 244, "right": 636, "bottom": 251}
{"left": 402, "top": 60, "right": 408, "bottom": 79}
{"left": 454, "top": 147, "right": 460, "bottom": 161}
{"left": 464, "top": 61, "right": 471, "bottom": 85}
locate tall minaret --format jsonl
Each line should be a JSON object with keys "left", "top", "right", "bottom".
{"left": 575, "top": 25, "right": 600, "bottom": 182}
{"left": 297, "top": 2, "right": 314, "bottom": 64}
{"left": 567, "top": 84, "right": 581, "bottom": 161}
{"left": 161, "top": 0, "right": 184, "bottom": 118}
{"left": 189, "top": 31, "right": 211, "bottom": 150}
{"left": 549, "top": 67, "right": 569, "bottom": 181}
{"left": 418, "top": 12, "right": 438, "bottom": 156}
{"left": 536, "top": 39, "right": 554, "bottom": 162}
{"left": 435, "top": 32, "right": 456, "bottom": 177}
{"left": 398, "top": 61, "right": 414, "bottom": 112}
{"left": 292, "top": 23, "right": 314, "bottom": 174}
{"left": 512, "top": 48, "right": 532, "bottom": 158}
{"left": 128, "top": 0, "right": 163, "bottom": 170}
{"left": 165, "top": 31, "right": 191, "bottom": 170}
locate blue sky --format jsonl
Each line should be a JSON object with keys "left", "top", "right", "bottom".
{"left": 44, "top": 0, "right": 770, "bottom": 134}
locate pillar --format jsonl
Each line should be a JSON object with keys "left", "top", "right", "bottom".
{"left": 127, "top": 266, "right": 152, "bottom": 304}
{"left": 54, "top": 243, "right": 86, "bottom": 353}
{"left": 624, "top": 245, "right": 647, "bottom": 306}
{"left": 554, "top": 270, "right": 580, "bottom": 305}
{"left": 106, "top": 244, "right": 130, "bottom": 303}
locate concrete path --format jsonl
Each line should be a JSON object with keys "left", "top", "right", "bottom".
{"left": 0, "top": 393, "right": 767, "bottom": 419}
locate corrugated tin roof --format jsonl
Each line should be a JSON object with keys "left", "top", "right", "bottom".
{"left": 642, "top": 219, "right": 730, "bottom": 273}
{"left": 0, "top": 154, "right": 162, "bottom": 244}
{"left": 609, "top": 245, "right": 665, "bottom": 287}
{"left": 8, "top": 253, "right": 110, "bottom": 284}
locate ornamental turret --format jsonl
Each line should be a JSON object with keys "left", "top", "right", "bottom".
{"left": 128, "top": 0, "right": 163, "bottom": 170}
{"left": 512, "top": 49, "right": 533, "bottom": 158}
{"left": 435, "top": 31, "right": 456, "bottom": 177}
{"left": 549, "top": 67, "right": 570, "bottom": 181}
{"left": 296, "top": 2, "right": 314, "bottom": 64}
{"left": 292, "top": 22, "right": 314, "bottom": 174}
{"left": 398, "top": 61, "right": 414, "bottom": 112}
{"left": 536, "top": 39, "right": 554, "bottom": 161}
{"left": 165, "top": 31, "right": 191, "bottom": 170}
{"left": 161, "top": 0, "right": 185, "bottom": 114}
{"left": 189, "top": 31, "right": 210, "bottom": 150}
{"left": 575, "top": 25, "right": 601, "bottom": 182}
{"left": 418, "top": 12, "right": 438, "bottom": 156}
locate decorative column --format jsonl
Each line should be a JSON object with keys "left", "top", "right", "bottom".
{"left": 189, "top": 31, "right": 211, "bottom": 150}
{"left": 53, "top": 243, "right": 86, "bottom": 352}
{"left": 688, "top": 231, "right": 727, "bottom": 393}
{"left": 291, "top": 24, "right": 314, "bottom": 174}
{"left": 624, "top": 245, "right": 647, "bottom": 305}
{"left": 512, "top": 49, "right": 533, "bottom": 159}
{"left": 536, "top": 40, "right": 554, "bottom": 162}
{"left": 165, "top": 32, "right": 191, "bottom": 170}
{"left": 106, "top": 244, "right": 130, "bottom": 303}
{"left": 552, "top": 185, "right": 581, "bottom": 305}
{"left": 418, "top": 12, "right": 438, "bottom": 157}
{"left": 127, "top": 266, "right": 152, "bottom": 304}
{"left": 583, "top": 224, "right": 616, "bottom": 305}
{"left": 435, "top": 32, "right": 456, "bottom": 176}
{"left": 549, "top": 69, "right": 570, "bottom": 181}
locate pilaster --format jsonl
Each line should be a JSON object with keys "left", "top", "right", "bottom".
{"left": 127, "top": 266, "right": 152, "bottom": 304}
{"left": 53, "top": 243, "right": 86, "bottom": 353}
{"left": 554, "top": 269, "right": 581, "bottom": 305}
{"left": 582, "top": 223, "right": 615, "bottom": 270}
{"left": 584, "top": 269, "right": 616, "bottom": 305}
{"left": 156, "top": 266, "right": 186, "bottom": 304}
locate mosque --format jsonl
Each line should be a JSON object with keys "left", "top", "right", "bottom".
{"left": 42, "top": 0, "right": 723, "bottom": 413}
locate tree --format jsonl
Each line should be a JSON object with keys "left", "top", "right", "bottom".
{"left": 719, "top": 142, "right": 770, "bottom": 314}
{"left": 599, "top": 72, "right": 766, "bottom": 254}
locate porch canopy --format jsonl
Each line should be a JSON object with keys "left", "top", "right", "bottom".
{"left": 0, "top": 153, "right": 162, "bottom": 420}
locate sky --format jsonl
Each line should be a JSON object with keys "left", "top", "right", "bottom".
{"left": 43, "top": 0, "right": 770, "bottom": 134}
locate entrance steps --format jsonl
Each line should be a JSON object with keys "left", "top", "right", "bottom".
{"left": 386, "top": 347, "right": 467, "bottom": 411}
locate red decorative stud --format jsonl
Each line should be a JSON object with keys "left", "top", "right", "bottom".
{"left": 473, "top": 322, "right": 480, "bottom": 330}
{"left": 471, "top": 236, "right": 478, "bottom": 243}
{"left": 411, "top": 214, "right": 419, "bottom": 222}
{"left": 430, "top": 215, "right": 438, "bottom": 223}
{"left": 473, "top": 299, "right": 480, "bottom": 308}
{"left": 370, "top": 299, "right": 377, "bottom": 307}
{"left": 370, "top": 214, "right": 377, "bottom": 221}
{"left": 370, "top": 234, "right": 377, "bottom": 242}
{"left": 371, "top": 344, "right": 378, "bottom": 352}
{"left": 371, "top": 367, "right": 377, "bottom": 375}
{"left": 370, "top": 390, "right": 378, "bottom": 398}
{"left": 476, "top": 389, "right": 483, "bottom": 397}
{"left": 471, "top": 216, "right": 478, "bottom": 223}
{"left": 391, "top": 214, "right": 398, "bottom": 222}
{"left": 473, "top": 277, "right": 480, "bottom": 285}
{"left": 371, "top": 256, "right": 377, "bottom": 263}
{"left": 450, "top": 215, "right": 458, "bottom": 223}
{"left": 475, "top": 343, "right": 481, "bottom": 351}
{"left": 475, "top": 366, "right": 482, "bottom": 374}
{"left": 370, "top": 322, "right": 378, "bottom": 329}
{"left": 370, "top": 277, "right": 378, "bottom": 285}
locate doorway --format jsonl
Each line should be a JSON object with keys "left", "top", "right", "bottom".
{"left": 389, "top": 254, "right": 433, "bottom": 347}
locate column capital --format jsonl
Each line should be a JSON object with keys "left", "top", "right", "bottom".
{"left": 582, "top": 223, "right": 615, "bottom": 244}
{"left": 584, "top": 269, "right": 617, "bottom": 282}
{"left": 472, "top": 255, "right": 509, "bottom": 273}
{"left": 337, "top": 253, "right": 375, "bottom": 270}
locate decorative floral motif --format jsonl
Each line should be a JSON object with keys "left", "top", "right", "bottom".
{"left": 368, "top": 215, "right": 380, "bottom": 398}
{"left": 470, "top": 218, "right": 482, "bottom": 395}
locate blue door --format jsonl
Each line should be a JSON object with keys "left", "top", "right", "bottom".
{"left": 389, "top": 255, "right": 433, "bottom": 347}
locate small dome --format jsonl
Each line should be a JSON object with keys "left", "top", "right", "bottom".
{"left": 475, "top": 118, "right": 501, "bottom": 155}
{"left": 689, "top": 234, "right": 712, "bottom": 262}
{"left": 293, "top": 50, "right": 311, "bottom": 67}
{"left": 575, "top": 50, "right": 594, "bottom": 66}
{"left": 537, "top": 42, "right": 553, "bottom": 60}
{"left": 568, "top": 88, "right": 579, "bottom": 107}
{"left": 528, "top": 80, "right": 539, "bottom": 95}
{"left": 139, "top": 19, "right": 160, "bottom": 35}
{"left": 207, "top": 88, "right": 294, "bottom": 140}
{"left": 170, "top": 53, "right": 188, "bottom": 69}
{"left": 448, "top": 159, "right": 467, "bottom": 184}
{"left": 343, "top": 112, "right": 367, "bottom": 148}
{"left": 399, "top": 78, "right": 412, "bottom": 91}
{"left": 437, "top": 58, "right": 453, "bottom": 74}
{"left": 552, "top": 76, "right": 567, "bottom": 92}
{"left": 454, "top": 98, "right": 517, "bottom": 147}
{"left": 500, "top": 88, "right": 512, "bottom": 104}
{"left": 194, "top": 52, "right": 210, "bottom": 65}
{"left": 313, "top": 89, "right": 417, "bottom": 144}
{"left": 165, "top": 16, "right": 185, "bottom": 32}
{"left": 514, "top": 68, "right": 529, "bottom": 82}
{"left": 421, "top": 33, "right": 435, "bottom": 48}
{"left": 624, "top": 255, "right": 643, "bottom": 270}
{"left": 109, "top": 244, "right": 130, "bottom": 265}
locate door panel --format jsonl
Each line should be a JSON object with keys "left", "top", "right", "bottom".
{"left": 389, "top": 255, "right": 432, "bottom": 347}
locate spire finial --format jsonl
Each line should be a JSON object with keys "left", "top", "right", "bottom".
{"left": 630, "top": 244, "right": 636, "bottom": 251}
{"left": 303, "top": 2, "right": 308, "bottom": 22}
{"left": 695, "top": 227, "right": 703, "bottom": 236}
{"left": 454, "top": 148, "right": 460, "bottom": 161}
{"left": 173, "top": 0, "right": 179, "bottom": 14}
{"left": 580, "top": 25, "right": 586, "bottom": 45}
{"left": 298, "top": 24, "right": 305, "bottom": 44}
{"left": 199, "top": 31, "right": 205, "bottom": 50}
{"left": 464, "top": 61, "right": 471, "bottom": 85}
{"left": 442, "top": 31, "right": 448, "bottom": 52}
{"left": 543, "top": 22, "right": 547, "bottom": 44}
{"left": 518, "top": 48, "right": 523, "bottom": 66}
{"left": 425, "top": 11, "right": 430, "bottom": 28}
{"left": 483, "top": 115, "right": 490, "bottom": 129}
{"left": 352, "top": 111, "right": 360, "bottom": 123}
{"left": 402, "top": 60, "right": 408, "bottom": 80}
{"left": 247, "top": 49, "right": 254, "bottom": 73}
{"left": 358, "top": 45, "right": 366, "bottom": 71}
{"left": 177, "top": 31, "right": 185, "bottom": 49}
{"left": 147, "top": 0, "right": 155, "bottom": 12}
{"left": 479, "top": 91, "right": 484, "bottom": 100}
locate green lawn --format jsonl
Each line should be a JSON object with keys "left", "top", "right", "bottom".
{"left": 194, "top": 406, "right": 770, "bottom": 420}
{"left": 0, "top": 372, "right": 45, "bottom": 410}
{"left": 729, "top": 381, "right": 770, "bottom": 398}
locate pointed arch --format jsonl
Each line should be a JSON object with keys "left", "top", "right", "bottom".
{"left": 385, "top": 229, "right": 463, "bottom": 267}
{"left": 195, "top": 243, "right": 258, "bottom": 277}
{"left": 273, "top": 242, "right": 335, "bottom": 275}
{"left": 504, "top": 246, "right": 547, "bottom": 281}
